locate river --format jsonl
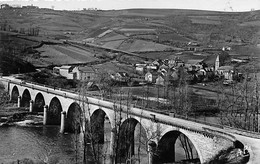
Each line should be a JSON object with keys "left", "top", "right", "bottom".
{"left": 0, "top": 122, "right": 197, "bottom": 164}
{"left": 0, "top": 125, "right": 79, "bottom": 163}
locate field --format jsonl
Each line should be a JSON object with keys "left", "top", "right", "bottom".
{"left": 102, "top": 40, "right": 124, "bottom": 49}
{"left": 1, "top": 8, "right": 260, "bottom": 71}
{"left": 120, "top": 39, "right": 180, "bottom": 52}
{"left": 34, "top": 44, "right": 99, "bottom": 66}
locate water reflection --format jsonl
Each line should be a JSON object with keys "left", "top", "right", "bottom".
{"left": 0, "top": 126, "right": 77, "bottom": 163}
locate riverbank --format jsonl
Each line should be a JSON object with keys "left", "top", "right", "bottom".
{"left": 0, "top": 106, "right": 43, "bottom": 127}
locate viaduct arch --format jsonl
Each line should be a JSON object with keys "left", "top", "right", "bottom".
{"left": 2, "top": 79, "right": 259, "bottom": 164}
{"left": 21, "top": 89, "right": 31, "bottom": 107}
{"left": 33, "top": 93, "right": 45, "bottom": 112}
{"left": 11, "top": 85, "right": 19, "bottom": 102}
{"left": 47, "top": 97, "right": 62, "bottom": 125}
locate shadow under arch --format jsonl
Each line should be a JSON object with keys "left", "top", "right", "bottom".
{"left": 21, "top": 89, "right": 31, "bottom": 107}
{"left": 11, "top": 86, "right": 19, "bottom": 102}
{"left": 47, "top": 97, "right": 62, "bottom": 125}
{"left": 66, "top": 102, "right": 82, "bottom": 133}
{"left": 234, "top": 140, "right": 244, "bottom": 149}
{"left": 117, "top": 118, "right": 148, "bottom": 163}
{"left": 155, "top": 130, "right": 200, "bottom": 163}
{"left": 33, "top": 92, "right": 45, "bottom": 112}
{"left": 90, "top": 109, "right": 107, "bottom": 144}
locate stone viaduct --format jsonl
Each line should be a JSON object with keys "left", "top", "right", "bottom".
{"left": 1, "top": 77, "right": 260, "bottom": 164}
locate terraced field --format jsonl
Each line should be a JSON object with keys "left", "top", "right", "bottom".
{"left": 119, "top": 39, "right": 182, "bottom": 52}
{"left": 35, "top": 44, "right": 99, "bottom": 66}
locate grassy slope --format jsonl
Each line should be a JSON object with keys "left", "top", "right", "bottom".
{"left": 1, "top": 8, "right": 260, "bottom": 63}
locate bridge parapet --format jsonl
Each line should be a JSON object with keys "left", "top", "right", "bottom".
{"left": 2, "top": 77, "right": 260, "bottom": 163}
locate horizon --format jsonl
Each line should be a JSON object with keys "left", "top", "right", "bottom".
{"left": 1, "top": 0, "right": 260, "bottom": 12}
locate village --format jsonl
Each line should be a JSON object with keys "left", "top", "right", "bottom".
{"left": 53, "top": 45, "right": 246, "bottom": 90}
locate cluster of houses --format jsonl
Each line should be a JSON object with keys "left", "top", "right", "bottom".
{"left": 53, "top": 65, "right": 131, "bottom": 84}
{"left": 53, "top": 65, "right": 97, "bottom": 81}
{"left": 135, "top": 52, "right": 241, "bottom": 86}
{"left": 53, "top": 51, "right": 243, "bottom": 87}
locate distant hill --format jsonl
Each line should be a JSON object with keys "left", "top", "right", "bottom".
{"left": 0, "top": 8, "right": 259, "bottom": 63}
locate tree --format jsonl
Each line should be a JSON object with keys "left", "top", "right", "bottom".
{"left": 0, "top": 84, "right": 9, "bottom": 110}
{"left": 217, "top": 70, "right": 260, "bottom": 132}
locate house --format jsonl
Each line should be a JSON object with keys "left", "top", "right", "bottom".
{"left": 168, "top": 69, "right": 179, "bottom": 81}
{"left": 168, "top": 57, "right": 185, "bottom": 68}
{"left": 55, "top": 65, "right": 76, "bottom": 80}
{"left": 136, "top": 66, "right": 144, "bottom": 74}
{"left": 73, "top": 66, "right": 97, "bottom": 81}
{"left": 222, "top": 46, "right": 231, "bottom": 51}
{"left": 217, "top": 66, "right": 234, "bottom": 80}
{"left": 159, "top": 64, "right": 169, "bottom": 73}
{"left": 53, "top": 66, "right": 60, "bottom": 74}
{"left": 1, "top": 4, "right": 12, "bottom": 9}
{"left": 145, "top": 72, "right": 153, "bottom": 83}
{"left": 145, "top": 72, "right": 158, "bottom": 83}
{"left": 187, "top": 47, "right": 197, "bottom": 51}
{"left": 146, "top": 65, "right": 158, "bottom": 71}
{"left": 188, "top": 41, "right": 200, "bottom": 46}
{"left": 135, "top": 63, "right": 147, "bottom": 74}
{"left": 202, "top": 54, "right": 219, "bottom": 71}
{"left": 185, "top": 59, "right": 204, "bottom": 71}
{"left": 111, "top": 72, "right": 129, "bottom": 82}
{"left": 156, "top": 74, "right": 165, "bottom": 85}
{"left": 152, "top": 60, "right": 161, "bottom": 66}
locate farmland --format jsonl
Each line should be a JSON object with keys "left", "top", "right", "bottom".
{"left": 0, "top": 8, "right": 260, "bottom": 73}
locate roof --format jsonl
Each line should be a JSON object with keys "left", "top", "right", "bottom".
{"left": 78, "top": 66, "right": 95, "bottom": 73}
{"left": 203, "top": 52, "right": 230, "bottom": 66}
{"left": 186, "top": 59, "right": 204, "bottom": 65}
{"left": 218, "top": 66, "right": 234, "bottom": 70}
{"left": 202, "top": 54, "right": 218, "bottom": 66}
{"left": 117, "top": 72, "right": 128, "bottom": 77}
{"left": 60, "top": 65, "right": 72, "bottom": 69}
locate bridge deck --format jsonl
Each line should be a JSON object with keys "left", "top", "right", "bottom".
{"left": 1, "top": 76, "right": 260, "bottom": 139}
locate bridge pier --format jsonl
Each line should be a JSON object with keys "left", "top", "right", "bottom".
{"left": 43, "top": 105, "right": 48, "bottom": 125}
{"left": 148, "top": 140, "right": 157, "bottom": 164}
{"left": 60, "top": 111, "right": 66, "bottom": 133}
{"left": 17, "top": 96, "right": 21, "bottom": 107}
{"left": 29, "top": 100, "right": 33, "bottom": 112}
{"left": 109, "top": 127, "right": 116, "bottom": 164}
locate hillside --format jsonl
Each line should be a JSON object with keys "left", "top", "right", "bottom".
{"left": 1, "top": 8, "right": 259, "bottom": 42}
{"left": 0, "top": 8, "right": 260, "bottom": 69}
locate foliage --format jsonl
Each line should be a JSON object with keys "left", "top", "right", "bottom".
{"left": 23, "top": 70, "right": 78, "bottom": 89}
{"left": 9, "top": 158, "right": 45, "bottom": 164}
{"left": 0, "top": 87, "right": 9, "bottom": 109}
{"left": 209, "top": 146, "right": 249, "bottom": 164}
{"left": 217, "top": 72, "right": 260, "bottom": 132}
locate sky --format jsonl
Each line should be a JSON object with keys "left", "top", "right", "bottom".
{"left": 1, "top": 0, "right": 260, "bottom": 11}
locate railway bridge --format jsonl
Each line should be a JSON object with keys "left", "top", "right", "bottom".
{"left": 1, "top": 77, "right": 260, "bottom": 164}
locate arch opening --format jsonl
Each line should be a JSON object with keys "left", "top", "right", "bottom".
{"left": 66, "top": 102, "right": 82, "bottom": 133}
{"left": 234, "top": 140, "right": 244, "bottom": 149}
{"left": 117, "top": 118, "right": 148, "bottom": 163}
{"left": 90, "top": 109, "right": 106, "bottom": 144}
{"left": 33, "top": 93, "right": 45, "bottom": 112}
{"left": 47, "top": 97, "right": 62, "bottom": 125}
{"left": 88, "top": 109, "right": 112, "bottom": 162}
{"left": 11, "top": 86, "right": 19, "bottom": 103}
{"left": 21, "top": 89, "right": 31, "bottom": 107}
{"left": 155, "top": 131, "right": 200, "bottom": 163}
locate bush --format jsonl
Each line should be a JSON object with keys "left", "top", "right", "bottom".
{"left": 10, "top": 158, "right": 45, "bottom": 164}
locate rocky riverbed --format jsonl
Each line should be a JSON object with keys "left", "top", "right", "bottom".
{"left": 0, "top": 106, "right": 43, "bottom": 127}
